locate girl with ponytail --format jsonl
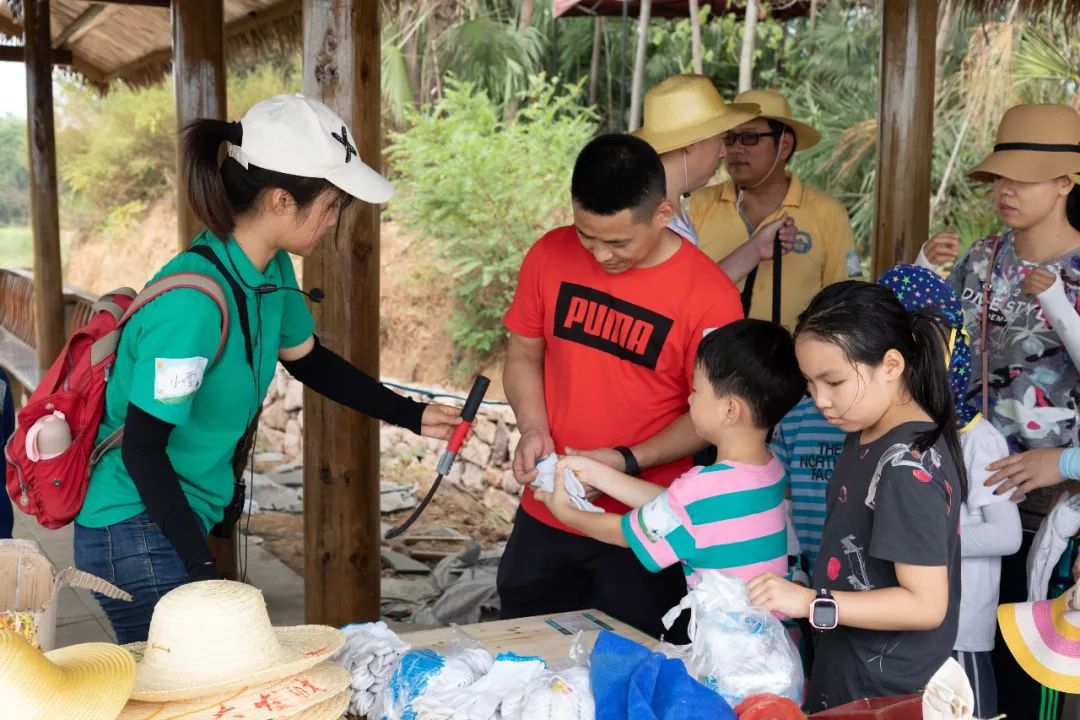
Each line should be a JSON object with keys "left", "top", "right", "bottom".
{"left": 74, "top": 95, "right": 462, "bottom": 643}
{"left": 747, "top": 280, "right": 965, "bottom": 711}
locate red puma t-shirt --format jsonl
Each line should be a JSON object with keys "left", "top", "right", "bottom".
{"left": 504, "top": 225, "right": 744, "bottom": 533}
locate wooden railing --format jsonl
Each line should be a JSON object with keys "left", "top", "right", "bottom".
{"left": 0, "top": 267, "right": 97, "bottom": 400}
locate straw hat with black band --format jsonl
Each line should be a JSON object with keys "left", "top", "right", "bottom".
{"left": 968, "top": 104, "right": 1080, "bottom": 185}
{"left": 0, "top": 630, "right": 137, "bottom": 720}
{"left": 632, "top": 75, "right": 760, "bottom": 155}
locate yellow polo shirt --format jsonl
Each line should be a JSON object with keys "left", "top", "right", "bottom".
{"left": 689, "top": 173, "right": 859, "bottom": 330}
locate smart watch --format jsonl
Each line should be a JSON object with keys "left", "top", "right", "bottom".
{"left": 810, "top": 588, "right": 839, "bottom": 630}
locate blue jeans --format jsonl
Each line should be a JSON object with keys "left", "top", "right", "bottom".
{"left": 73, "top": 513, "right": 191, "bottom": 644}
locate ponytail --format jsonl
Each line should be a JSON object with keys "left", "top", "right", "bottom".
{"left": 181, "top": 119, "right": 344, "bottom": 242}
{"left": 908, "top": 311, "right": 969, "bottom": 504}
{"left": 795, "top": 281, "right": 969, "bottom": 503}
{"left": 1067, "top": 183, "right": 1080, "bottom": 234}
{"left": 182, "top": 119, "right": 238, "bottom": 241}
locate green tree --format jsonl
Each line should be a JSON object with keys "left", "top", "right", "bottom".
{"left": 0, "top": 116, "right": 29, "bottom": 226}
{"left": 387, "top": 75, "right": 596, "bottom": 361}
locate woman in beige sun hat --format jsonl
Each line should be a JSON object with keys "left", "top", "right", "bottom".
{"left": 125, "top": 580, "right": 345, "bottom": 703}
{"left": 633, "top": 74, "right": 795, "bottom": 252}
{"left": 0, "top": 629, "right": 136, "bottom": 720}
{"left": 916, "top": 104, "right": 1080, "bottom": 720}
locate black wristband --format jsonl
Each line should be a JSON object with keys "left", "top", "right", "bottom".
{"left": 614, "top": 446, "right": 641, "bottom": 476}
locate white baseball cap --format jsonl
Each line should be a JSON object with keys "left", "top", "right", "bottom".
{"left": 227, "top": 93, "right": 394, "bottom": 204}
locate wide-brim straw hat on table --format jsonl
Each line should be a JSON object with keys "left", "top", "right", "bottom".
{"left": 968, "top": 104, "right": 1080, "bottom": 184}
{"left": 125, "top": 580, "right": 344, "bottom": 703}
{"left": 998, "top": 582, "right": 1080, "bottom": 694}
{"left": 733, "top": 89, "right": 821, "bottom": 151}
{"left": 632, "top": 74, "right": 760, "bottom": 155}
{"left": 116, "top": 661, "right": 351, "bottom": 720}
{"left": 0, "top": 629, "right": 136, "bottom": 720}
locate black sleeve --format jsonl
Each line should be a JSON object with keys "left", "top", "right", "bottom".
{"left": 282, "top": 335, "right": 426, "bottom": 434}
{"left": 121, "top": 403, "right": 219, "bottom": 580}
{"left": 869, "top": 451, "right": 952, "bottom": 567}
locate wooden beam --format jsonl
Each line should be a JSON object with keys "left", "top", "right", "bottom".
{"left": 23, "top": 0, "right": 65, "bottom": 371}
{"left": 55, "top": 3, "right": 112, "bottom": 48}
{"left": 172, "top": 0, "right": 225, "bottom": 251}
{"left": 53, "top": 4, "right": 106, "bottom": 48}
{"left": 0, "top": 45, "right": 73, "bottom": 64}
{"left": 873, "top": 0, "right": 937, "bottom": 278}
{"left": 302, "top": 0, "right": 382, "bottom": 626}
{"left": 96, "top": 0, "right": 169, "bottom": 7}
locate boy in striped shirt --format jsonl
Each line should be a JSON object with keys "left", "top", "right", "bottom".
{"left": 536, "top": 319, "right": 806, "bottom": 589}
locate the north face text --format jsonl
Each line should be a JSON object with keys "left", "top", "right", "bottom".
{"left": 553, "top": 283, "right": 673, "bottom": 370}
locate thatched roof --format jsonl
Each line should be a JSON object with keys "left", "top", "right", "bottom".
{"left": 0, "top": 0, "right": 301, "bottom": 88}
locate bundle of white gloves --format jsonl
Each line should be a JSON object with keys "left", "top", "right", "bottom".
{"left": 334, "top": 621, "right": 595, "bottom": 720}
{"left": 333, "top": 621, "right": 411, "bottom": 717}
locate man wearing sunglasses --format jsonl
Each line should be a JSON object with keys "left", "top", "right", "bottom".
{"left": 689, "top": 90, "right": 859, "bottom": 331}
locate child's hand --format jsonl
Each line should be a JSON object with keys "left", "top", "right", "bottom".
{"left": 747, "top": 572, "right": 815, "bottom": 619}
{"left": 556, "top": 454, "right": 611, "bottom": 491}
{"left": 533, "top": 472, "right": 573, "bottom": 522}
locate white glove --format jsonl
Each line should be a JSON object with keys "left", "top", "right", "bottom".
{"left": 415, "top": 653, "right": 546, "bottom": 720}
{"left": 531, "top": 454, "right": 603, "bottom": 513}
{"left": 333, "top": 621, "right": 410, "bottom": 717}
{"left": 503, "top": 666, "right": 595, "bottom": 720}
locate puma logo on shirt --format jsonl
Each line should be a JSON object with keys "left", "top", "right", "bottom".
{"left": 553, "top": 283, "right": 674, "bottom": 370}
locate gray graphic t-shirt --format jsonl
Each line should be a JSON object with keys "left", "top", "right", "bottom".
{"left": 808, "top": 422, "right": 961, "bottom": 712}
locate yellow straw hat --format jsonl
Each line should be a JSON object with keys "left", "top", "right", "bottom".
{"left": 632, "top": 74, "right": 760, "bottom": 155}
{"left": 733, "top": 89, "right": 821, "bottom": 151}
{"left": 126, "top": 580, "right": 344, "bottom": 703}
{"left": 0, "top": 630, "right": 136, "bottom": 720}
{"left": 998, "top": 582, "right": 1080, "bottom": 694}
{"left": 969, "top": 104, "right": 1080, "bottom": 184}
{"left": 116, "top": 661, "right": 350, "bottom": 720}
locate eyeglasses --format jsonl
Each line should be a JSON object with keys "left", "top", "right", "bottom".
{"left": 722, "top": 131, "right": 782, "bottom": 147}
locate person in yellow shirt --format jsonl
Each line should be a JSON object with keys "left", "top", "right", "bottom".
{"left": 632, "top": 75, "right": 797, "bottom": 252}
{"left": 690, "top": 89, "right": 860, "bottom": 330}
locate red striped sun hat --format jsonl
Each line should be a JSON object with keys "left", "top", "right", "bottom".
{"left": 998, "top": 583, "right": 1080, "bottom": 694}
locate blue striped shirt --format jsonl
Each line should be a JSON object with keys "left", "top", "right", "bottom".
{"left": 769, "top": 396, "right": 846, "bottom": 575}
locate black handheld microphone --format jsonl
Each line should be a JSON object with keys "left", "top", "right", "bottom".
{"left": 255, "top": 283, "right": 325, "bottom": 303}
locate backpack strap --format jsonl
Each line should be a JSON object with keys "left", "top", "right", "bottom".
{"left": 88, "top": 274, "right": 230, "bottom": 367}
{"left": 980, "top": 236, "right": 1004, "bottom": 417}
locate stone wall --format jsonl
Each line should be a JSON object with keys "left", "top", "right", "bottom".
{"left": 257, "top": 365, "right": 522, "bottom": 500}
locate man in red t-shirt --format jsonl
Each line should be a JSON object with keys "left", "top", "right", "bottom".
{"left": 499, "top": 134, "right": 744, "bottom": 637}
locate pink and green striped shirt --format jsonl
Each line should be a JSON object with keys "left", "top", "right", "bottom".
{"left": 621, "top": 457, "right": 789, "bottom": 587}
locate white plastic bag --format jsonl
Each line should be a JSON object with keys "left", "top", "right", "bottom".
{"left": 502, "top": 633, "right": 594, "bottom": 720}
{"left": 660, "top": 573, "right": 802, "bottom": 707}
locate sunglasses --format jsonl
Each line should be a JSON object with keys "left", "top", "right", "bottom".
{"left": 722, "top": 130, "right": 782, "bottom": 147}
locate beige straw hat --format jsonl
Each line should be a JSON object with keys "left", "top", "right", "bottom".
{"left": 116, "top": 661, "right": 350, "bottom": 720}
{"left": 969, "top": 104, "right": 1080, "bottom": 184}
{"left": 733, "top": 89, "right": 821, "bottom": 151}
{"left": 0, "top": 629, "right": 136, "bottom": 720}
{"left": 126, "top": 580, "right": 344, "bottom": 703}
{"left": 290, "top": 688, "right": 350, "bottom": 720}
{"left": 632, "top": 74, "right": 760, "bottom": 155}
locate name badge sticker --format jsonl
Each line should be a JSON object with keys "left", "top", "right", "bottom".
{"left": 154, "top": 356, "right": 209, "bottom": 404}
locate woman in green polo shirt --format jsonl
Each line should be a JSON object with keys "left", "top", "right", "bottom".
{"left": 74, "top": 94, "right": 462, "bottom": 643}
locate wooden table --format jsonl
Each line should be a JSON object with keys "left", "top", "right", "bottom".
{"left": 399, "top": 610, "right": 655, "bottom": 666}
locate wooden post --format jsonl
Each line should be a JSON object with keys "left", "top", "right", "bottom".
{"left": 23, "top": 0, "right": 65, "bottom": 371}
{"left": 172, "top": 0, "right": 226, "bottom": 251}
{"left": 873, "top": 0, "right": 937, "bottom": 279}
{"left": 628, "top": 0, "right": 652, "bottom": 131}
{"left": 302, "top": 0, "right": 382, "bottom": 626}
{"left": 172, "top": 0, "right": 235, "bottom": 578}
{"left": 738, "top": 0, "right": 758, "bottom": 92}
{"left": 688, "top": 0, "right": 703, "bottom": 74}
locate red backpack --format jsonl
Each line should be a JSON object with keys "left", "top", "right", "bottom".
{"left": 4, "top": 271, "right": 229, "bottom": 529}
